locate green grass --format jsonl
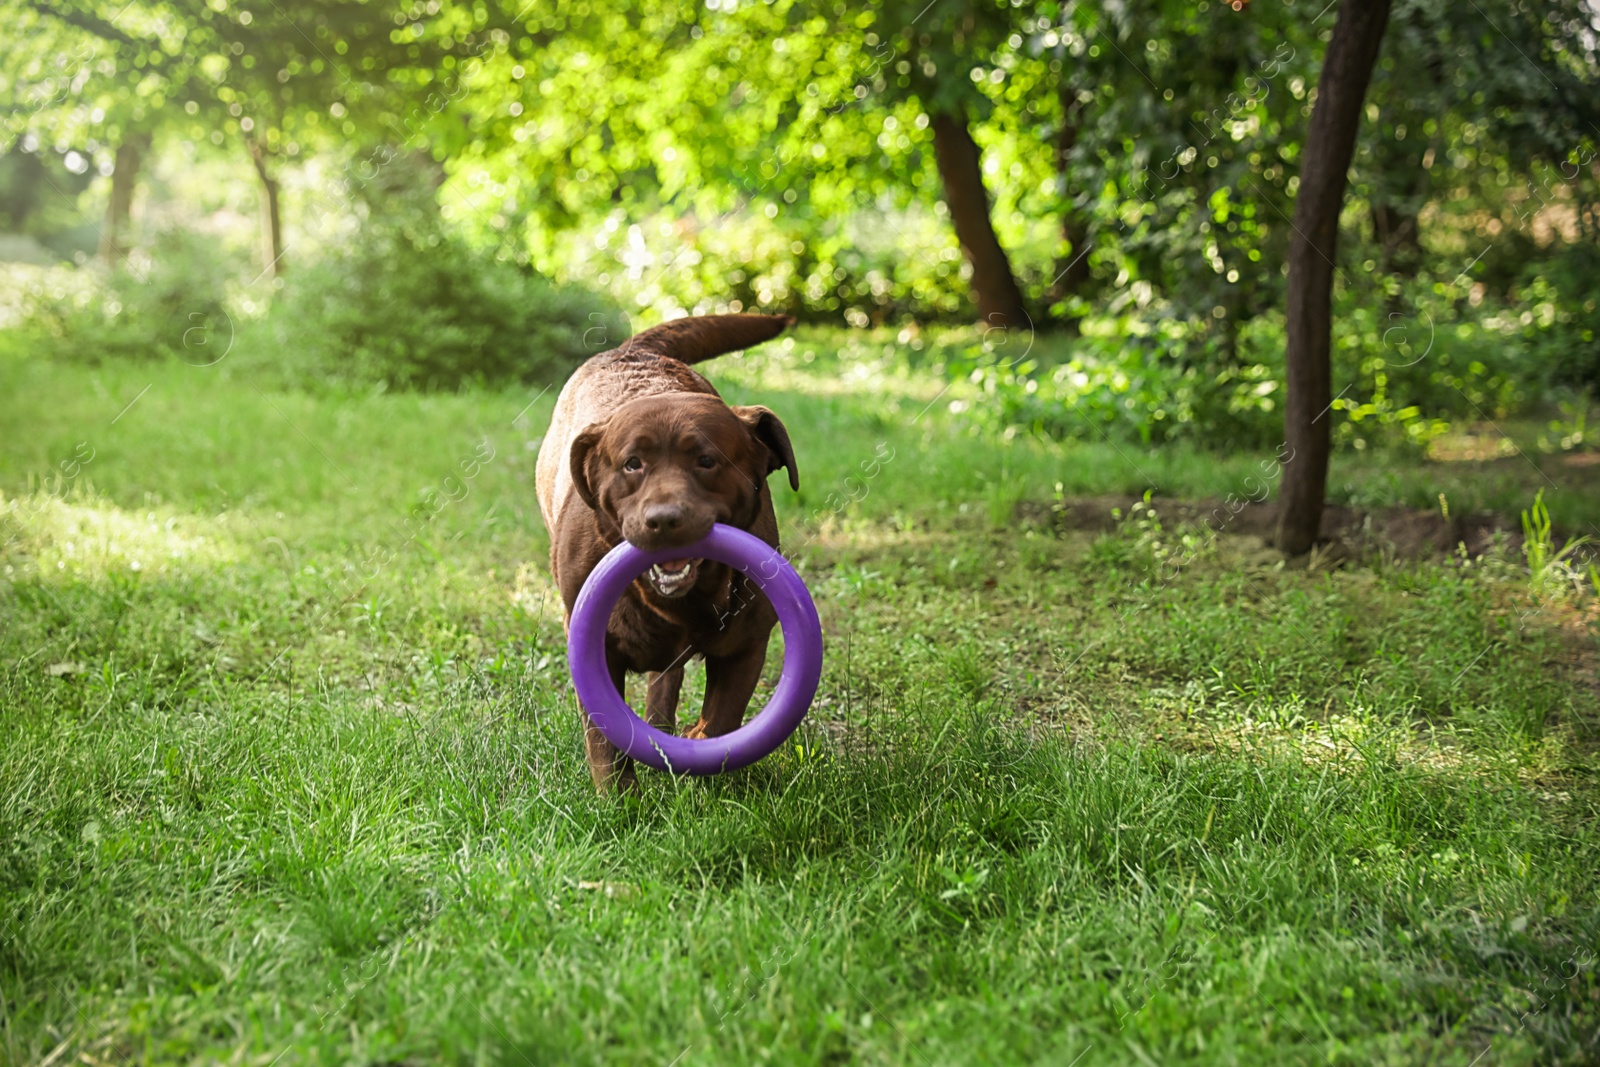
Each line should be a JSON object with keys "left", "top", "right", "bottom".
{"left": 1, "top": 335, "right": 1598, "bottom": 1065}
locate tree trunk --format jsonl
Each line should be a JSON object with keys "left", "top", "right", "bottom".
{"left": 1051, "top": 84, "right": 1091, "bottom": 316}
{"left": 99, "top": 132, "right": 149, "bottom": 264}
{"left": 931, "top": 110, "right": 1028, "bottom": 331}
{"left": 247, "top": 138, "right": 285, "bottom": 277}
{"left": 1277, "top": 0, "right": 1392, "bottom": 556}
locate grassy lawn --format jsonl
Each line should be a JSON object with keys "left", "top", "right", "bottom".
{"left": 1, "top": 336, "right": 1597, "bottom": 1065}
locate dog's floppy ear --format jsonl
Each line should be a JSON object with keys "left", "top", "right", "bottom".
{"left": 569, "top": 422, "right": 607, "bottom": 510}
{"left": 732, "top": 405, "right": 799, "bottom": 491}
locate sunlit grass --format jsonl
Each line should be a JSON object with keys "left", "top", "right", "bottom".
{"left": 2, "top": 493, "right": 246, "bottom": 580}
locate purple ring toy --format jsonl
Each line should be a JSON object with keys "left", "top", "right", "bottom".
{"left": 566, "top": 523, "right": 823, "bottom": 775}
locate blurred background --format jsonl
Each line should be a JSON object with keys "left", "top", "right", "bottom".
{"left": 1, "top": 0, "right": 1597, "bottom": 452}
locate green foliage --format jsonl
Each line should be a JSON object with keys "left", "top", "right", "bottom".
{"left": 563, "top": 204, "right": 970, "bottom": 324}
{"left": 1520, "top": 488, "right": 1592, "bottom": 600}
{"left": 935, "top": 319, "right": 1281, "bottom": 448}
{"left": 0, "top": 145, "right": 95, "bottom": 250}
{"left": 0, "top": 0, "right": 487, "bottom": 181}
{"left": 1329, "top": 288, "right": 1529, "bottom": 451}
{"left": 269, "top": 219, "right": 627, "bottom": 392}
{"left": 905, "top": 278, "right": 1565, "bottom": 451}
{"left": 1518, "top": 243, "right": 1600, "bottom": 393}
{"left": 5, "top": 206, "right": 623, "bottom": 393}
{"left": 6, "top": 0, "right": 1597, "bottom": 445}
{"left": 13, "top": 227, "right": 236, "bottom": 363}
{"left": 1539, "top": 399, "right": 1591, "bottom": 453}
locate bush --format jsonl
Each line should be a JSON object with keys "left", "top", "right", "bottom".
{"left": 1518, "top": 244, "right": 1600, "bottom": 394}
{"left": 929, "top": 317, "right": 1289, "bottom": 449}
{"left": 8, "top": 203, "right": 624, "bottom": 393}
{"left": 919, "top": 284, "right": 1546, "bottom": 451}
{"left": 14, "top": 228, "right": 236, "bottom": 364}
{"left": 268, "top": 223, "right": 626, "bottom": 391}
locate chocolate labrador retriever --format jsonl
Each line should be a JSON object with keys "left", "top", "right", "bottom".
{"left": 535, "top": 314, "right": 798, "bottom": 791}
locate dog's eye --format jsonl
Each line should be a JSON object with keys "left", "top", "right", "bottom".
{"left": 623, "top": 457, "right": 643, "bottom": 473}
{"left": 696, "top": 455, "right": 716, "bottom": 469}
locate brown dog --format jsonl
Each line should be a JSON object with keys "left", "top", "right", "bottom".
{"left": 535, "top": 314, "right": 798, "bottom": 791}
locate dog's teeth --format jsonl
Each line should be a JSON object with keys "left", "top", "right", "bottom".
{"left": 645, "top": 558, "right": 699, "bottom": 595}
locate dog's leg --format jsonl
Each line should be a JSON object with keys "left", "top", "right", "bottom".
{"left": 645, "top": 668, "right": 684, "bottom": 733}
{"left": 582, "top": 652, "right": 639, "bottom": 794}
{"left": 686, "top": 636, "right": 770, "bottom": 739}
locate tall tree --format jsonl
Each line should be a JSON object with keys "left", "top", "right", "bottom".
{"left": 99, "top": 129, "right": 148, "bottom": 262}
{"left": 17, "top": 0, "right": 477, "bottom": 277}
{"left": 1277, "top": 0, "right": 1392, "bottom": 556}
{"left": 907, "top": 0, "right": 1031, "bottom": 328}
{"left": 931, "top": 108, "right": 1028, "bottom": 328}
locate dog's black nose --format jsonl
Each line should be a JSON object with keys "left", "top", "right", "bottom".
{"left": 642, "top": 505, "right": 685, "bottom": 534}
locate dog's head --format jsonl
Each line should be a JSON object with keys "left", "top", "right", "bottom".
{"left": 569, "top": 394, "right": 798, "bottom": 597}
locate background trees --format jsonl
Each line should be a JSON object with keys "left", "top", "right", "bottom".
{"left": 3, "top": 0, "right": 1597, "bottom": 549}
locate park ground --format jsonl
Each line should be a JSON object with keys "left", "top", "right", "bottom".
{"left": 1, "top": 333, "right": 1598, "bottom": 1065}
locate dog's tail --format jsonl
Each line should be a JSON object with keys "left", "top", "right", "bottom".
{"left": 624, "top": 314, "right": 793, "bottom": 365}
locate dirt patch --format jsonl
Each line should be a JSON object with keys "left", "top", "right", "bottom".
{"left": 1020, "top": 494, "right": 1515, "bottom": 561}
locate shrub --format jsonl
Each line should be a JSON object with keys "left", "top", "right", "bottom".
{"left": 1517, "top": 243, "right": 1600, "bottom": 394}
{"left": 15, "top": 228, "right": 236, "bottom": 364}
{"left": 268, "top": 223, "right": 626, "bottom": 391}
{"left": 920, "top": 284, "right": 1544, "bottom": 451}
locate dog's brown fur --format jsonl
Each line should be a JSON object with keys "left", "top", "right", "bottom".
{"left": 535, "top": 314, "right": 797, "bottom": 791}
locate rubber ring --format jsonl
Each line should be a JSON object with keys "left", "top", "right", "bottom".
{"left": 566, "top": 523, "right": 823, "bottom": 774}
